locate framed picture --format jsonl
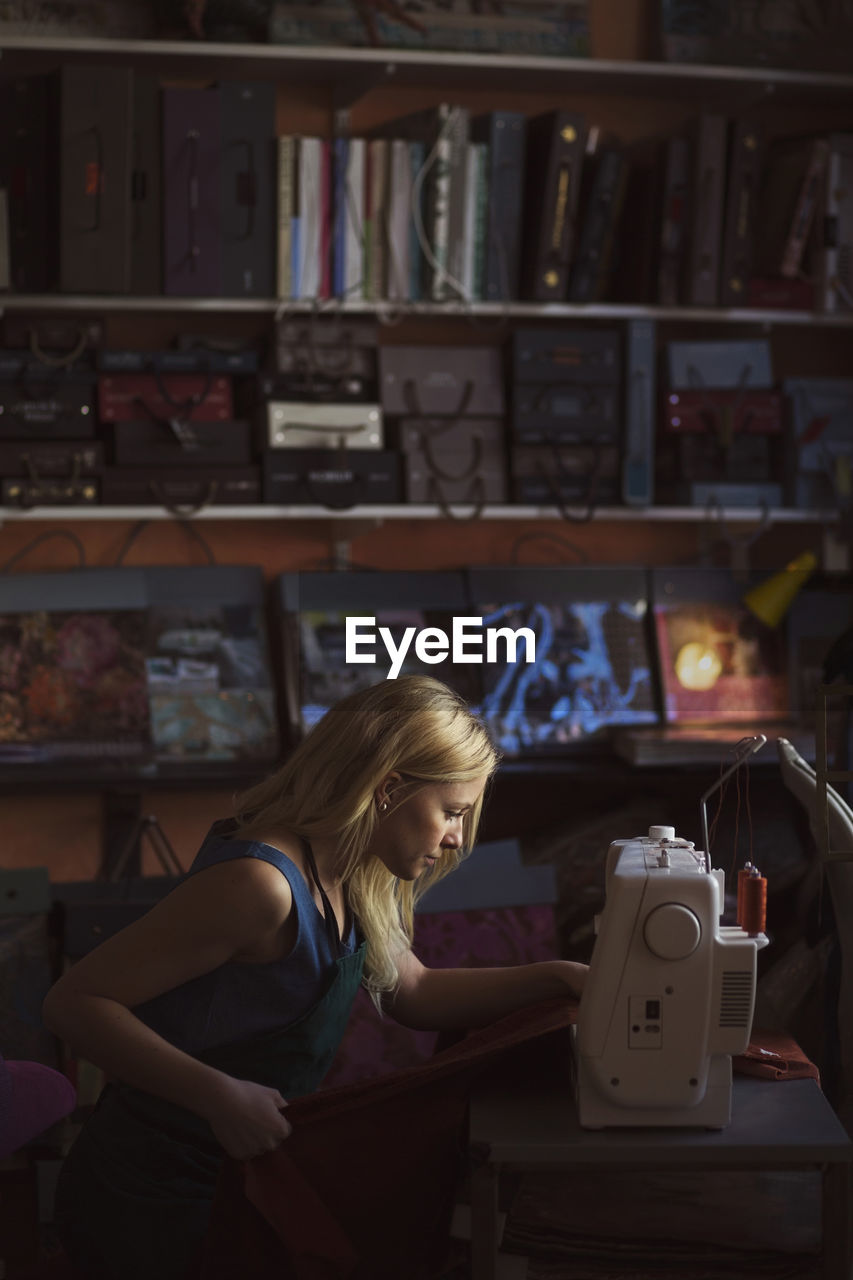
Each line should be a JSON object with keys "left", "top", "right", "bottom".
{"left": 658, "top": 0, "right": 853, "bottom": 72}
{"left": 269, "top": 0, "right": 590, "bottom": 55}
{"left": 650, "top": 568, "right": 790, "bottom": 726}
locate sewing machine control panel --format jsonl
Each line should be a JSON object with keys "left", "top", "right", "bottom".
{"left": 628, "top": 995, "right": 663, "bottom": 1049}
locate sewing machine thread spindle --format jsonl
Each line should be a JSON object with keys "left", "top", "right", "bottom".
{"left": 741, "top": 867, "right": 767, "bottom": 937}
{"left": 737, "top": 862, "right": 756, "bottom": 925}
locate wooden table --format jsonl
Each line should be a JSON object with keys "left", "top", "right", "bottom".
{"left": 470, "top": 1063, "right": 853, "bottom": 1279}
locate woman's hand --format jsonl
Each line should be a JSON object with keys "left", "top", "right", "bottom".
{"left": 203, "top": 1076, "right": 293, "bottom": 1160}
{"left": 553, "top": 960, "right": 589, "bottom": 998}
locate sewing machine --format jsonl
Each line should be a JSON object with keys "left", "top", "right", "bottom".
{"left": 573, "top": 821, "right": 769, "bottom": 1129}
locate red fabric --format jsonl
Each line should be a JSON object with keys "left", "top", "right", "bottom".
{"left": 199, "top": 997, "right": 578, "bottom": 1280}
{"left": 199, "top": 1007, "right": 821, "bottom": 1280}
{"left": 734, "top": 1028, "right": 821, "bottom": 1083}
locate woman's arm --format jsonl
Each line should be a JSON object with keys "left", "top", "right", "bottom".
{"left": 386, "top": 949, "right": 587, "bottom": 1031}
{"left": 42, "top": 858, "right": 295, "bottom": 1157}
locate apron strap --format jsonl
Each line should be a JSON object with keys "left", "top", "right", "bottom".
{"left": 301, "top": 838, "right": 345, "bottom": 960}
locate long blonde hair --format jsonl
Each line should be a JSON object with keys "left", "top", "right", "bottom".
{"left": 232, "top": 675, "right": 500, "bottom": 1005}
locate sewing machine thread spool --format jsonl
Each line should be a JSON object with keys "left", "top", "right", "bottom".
{"left": 737, "top": 862, "right": 756, "bottom": 926}
{"left": 741, "top": 866, "right": 767, "bottom": 937}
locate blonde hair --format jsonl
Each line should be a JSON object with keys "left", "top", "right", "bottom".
{"left": 232, "top": 675, "right": 500, "bottom": 1006}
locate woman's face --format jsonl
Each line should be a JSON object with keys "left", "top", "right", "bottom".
{"left": 368, "top": 775, "right": 488, "bottom": 881}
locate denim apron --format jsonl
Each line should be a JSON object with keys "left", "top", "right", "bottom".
{"left": 55, "top": 844, "right": 366, "bottom": 1280}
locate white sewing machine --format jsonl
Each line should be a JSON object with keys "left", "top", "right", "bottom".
{"left": 573, "top": 821, "right": 769, "bottom": 1129}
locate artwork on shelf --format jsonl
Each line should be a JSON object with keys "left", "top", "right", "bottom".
{"left": 277, "top": 570, "right": 477, "bottom": 738}
{"left": 651, "top": 579, "right": 790, "bottom": 727}
{"left": 658, "top": 0, "right": 853, "bottom": 72}
{"left": 297, "top": 606, "right": 482, "bottom": 733}
{"left": 0, "top": 0, "right": 156, "bottom": 37}
{"left": 0, "top": 565, "right": 280, "bottom": 780}
{"left": 268, "top": 0, "right": 589, "bottom": 55}
{"left": 278, "top": 567, "right": 658, "bottom": 758}
{"left": 0, "top": 607, "right": 151, "bottom": 765}
{"left": 146, "top": 602, "right": 279, "bottom": 766}
{"left": 471, "top": 596, "right": 658, "bottom": 756}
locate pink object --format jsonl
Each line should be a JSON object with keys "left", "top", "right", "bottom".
{"left": 322, "top": 903, "right": 558, "bottom": 1088}
{"left": 0, "top": 1053, "right": 76, "bottom": 1158}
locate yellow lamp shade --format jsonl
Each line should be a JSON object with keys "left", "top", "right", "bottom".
{"left": 742, "top": 551, "right": 818, "bottom": 628}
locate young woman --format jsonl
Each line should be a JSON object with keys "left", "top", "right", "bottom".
{"left": 43, "top": 675, "right": 586, "bottom": 1279}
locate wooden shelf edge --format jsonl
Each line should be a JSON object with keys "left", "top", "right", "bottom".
{"left": 1, "top": 293, "right": 851, "bottom": 327}
{"left": 0, "top": 503, "right": 839, "bottom": 523}
{"left": 1, "top": 34, "right": 852, "bottom": 98}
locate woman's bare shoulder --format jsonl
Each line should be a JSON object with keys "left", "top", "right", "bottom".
{"left": 175, "top": 851, "right": 294, "bottom": 926}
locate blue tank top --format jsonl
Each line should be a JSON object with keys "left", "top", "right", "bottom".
{"left": 133, "top": 820, "right": 359, "bottom": 1055}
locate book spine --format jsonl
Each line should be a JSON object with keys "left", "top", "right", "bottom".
{"left": 367, "top": 138, "right": 388, "bottom": 300}
{"left": 782, "top": 136, "right": 830, "bottom": 278}
{"left": 276, "top": 135, "right": 294, "bottom": 298}
{"left": 658, "top": 135, "right": 689, "bottom": 306}
{"left": 441, "top": 106, "right": 471, "bottom": 301}
{"left": 296, "top": 136, "right": 321, "bottom": 299}
{"left": 521, "top": 111, "right": 585, "bottom": 302}
{"left": 408, "top": 139, "right": 425, "bottom": 302}
{"left": 362, "top": 141, "right": 373, "bottom": 300}
{"left": 0, "top": 188, "right": 9, "bottom": 292}
{"left": 593, "top": 158, "right": 629, "bottom": 302}
{"left": 568, "top": 149, "right": 627, "bottom": 303}
{"left": 219, "top": 81, "right": 276, "bottom": 299}
{"left": 60, "top": 66, "right": 134, "bottom": 295}
{"left": 480, "top": 111, "right": 526, "bottom": 301}
{"left": 130, "top": 74, "right": 162, "bottom": 296}
{"left": 719, "top": 121, "right": 762, "bottom": 307}
{"left": 460, "top": 142, "right": 480, "bottom": 298}
{"left": 819, "top": 134, "right": 853, "bottom": 314}
{"left": 686, "top": 112, "right": 726, "bottom": 306}
{"left": 344, "top": 136, "right": 365, "bottom": 301}
{"left": 318, "top": 138, "right": 332, "bottom": 299}
{"left": 472, "top": 142, "right": 489, "bottom": 301}
{"left": 427, "top": 106, "right": 454, "bottom": 301}
{"left": 331, "top": 135, "right": 348, "bottom": 298}
{"left": 386, "top": 138, "right": 411, "bottom": 301}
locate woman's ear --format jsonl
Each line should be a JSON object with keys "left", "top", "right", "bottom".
{"left": 375, "top": 770, "right": 403, "bottom": 811}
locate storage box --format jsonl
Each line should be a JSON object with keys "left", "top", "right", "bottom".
{"left": 101, "top": 466, "right": 261, "bottom": 509}
{"left": 510, "top": 444, "right": 619, "bottom": 504}
{"left": 264, "top": 401, "right": 383, "bottom": 450}
{"left": 380, "top": 346, "right": 504, "bottom": 417}
{"left": 98, "top": 374, "right": 233, "bottom": 423}
{"left": 399, "top": 417, "right": 507, "bottom": 504}
{"left": 112, "top": 420, "right": 254, "bottom": 467}
{"left": 263, "top": 449, "right": 400, "bottom": 506}
{"left": 513, "top": 328, "right": 621, "bottom": 384}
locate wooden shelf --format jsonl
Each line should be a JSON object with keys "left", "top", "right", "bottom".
{"left": 0, "top": 503, "right": 837, "bottom": 524}
{"left": 1, "top": 34, "right": 853, "bottom": 106}
{"left": 1, "top": 292, "right": 851, "bottom": 327}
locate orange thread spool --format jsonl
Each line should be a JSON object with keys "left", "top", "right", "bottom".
{"left": 741, "top": 867, "right": 767, "bottom": 937}
{"left": 737, "top": 862, "right": 755, "bottom": 927}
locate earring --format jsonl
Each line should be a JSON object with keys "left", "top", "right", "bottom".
{"left": 379, "top": 801, "right": 388, "bottom": 813}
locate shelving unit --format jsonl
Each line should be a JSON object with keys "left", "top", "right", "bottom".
{"left": 0, "top": 32, "right": 848, "bottom": 526}
{"left": 0, "top": 24, "right": 850, "bottom": 878}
